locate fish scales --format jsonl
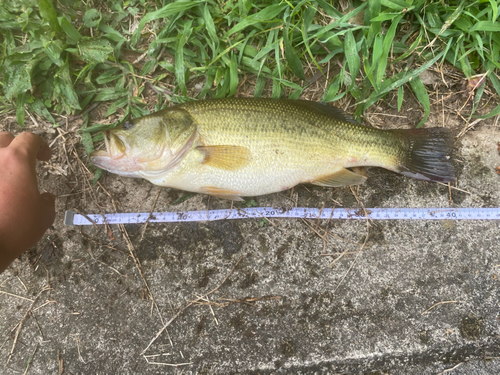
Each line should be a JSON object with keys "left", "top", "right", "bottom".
{"left": 170, "top": 99, "right": 374, "bottom": 195}
{"left": 90, "top": 98, "right": 455, "bottom": 200}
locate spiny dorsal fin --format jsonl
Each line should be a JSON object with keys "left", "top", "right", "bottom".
{"left": 311, "top": 168, "right": 367, "bottom": 187}
{"left": 197, "top": 145, "right": 251, "bottom": 171}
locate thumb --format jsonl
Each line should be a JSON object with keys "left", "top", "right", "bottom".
{"left": 39, "top": 193, "right": 56, "bottom": 229}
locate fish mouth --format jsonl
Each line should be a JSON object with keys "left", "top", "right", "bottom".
{"left": 105, "top": 130, "right": 127, "bottom": 159}
{"left": 89, "top": 130, "right": 167, "bottom": 175}
{"left": 90, "top": 149, "right": 108, "bottom": 158}
{"left": 89, "top": 131, "right": 144, "bottom": 177}
{"left": 90, "top": 130, "right": 128, "bottom": 170}
{"left": 90, "top": 131, "right": 126, "bottom": 159}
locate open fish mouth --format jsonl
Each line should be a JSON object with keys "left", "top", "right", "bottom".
{"left": 89, "top": 128, "right": 169, "bottom": 176}
{"left": 105, "top": 130, "right": 127, "bottom": 159}
{"left": 90, "top": 130, "right": 127, "bottom": 159}
{"left": 90, "top": 130, "right": 129, "bottom": 171}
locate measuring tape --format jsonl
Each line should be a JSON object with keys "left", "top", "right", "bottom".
{"left": 64, "top": 207, "right": 500, "bottom": 225}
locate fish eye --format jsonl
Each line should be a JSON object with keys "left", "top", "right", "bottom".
{"left": 123, "top": 121, "right": 134, "bottom": 130}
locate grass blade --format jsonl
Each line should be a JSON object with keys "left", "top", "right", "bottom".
{"left": 409, "top": 76, "right": 430, "bottom": 128}
{"left": 38, "top": 0, "right": 62, "bottom": 32}
{"left": 322, "top": 76, "right": 341, "bottom": 102}
{"left": 472, "top": 78, "right": 486, "bottom": 116}
{"left": 283, "top": 28, "right": 305, "bottom": 80}
{"left": 59, "top": 16, "right": 81, "bottom": 43}
{"left": 362, "top": 50, "right": 445, "bottom": 109}
{"left": 132, "top": 1, "right": 202, "bottom": 46}
{"left": 226, "top": 3, "right": 287, "bottom": 37}
{"left": 381, "top": 0, "right": 409, "bottom": 11}
{"left": 175, "top": 21, "right": 193, "bottom": 97}
{"left": 376, "top": 14, "right": 403, "bottom": 90}
{"left": 365, "top": 0, "right": 381, "bottom": 48}
{"left": 490, "top": 0, "right": 499, "bottom": 22}
{"left": 229, "top": 53, "right": 238, "bottom": 96}
{"left": 477, "top": 73, "right": 500, "bottom": 118}
{"left": 344, "top": 30, "right": 359, "bottom": 89}
{"left": 368, "top": 33, "right": 384, "bottom": 89}
{"left": 470, "top": 20, "right": 500, "bottom": 32}
{"left": 202, "top": 3, "right": 218, "bottom": 48}
{"left": 16, "top": 92, "right": 26, "bottom": 126}
{"left": 397, "top": 84, "right": 404, "bottom": 112}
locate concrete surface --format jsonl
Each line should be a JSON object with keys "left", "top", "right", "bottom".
{"left": 1, "top": 121, "right": 499, "bottom": 374}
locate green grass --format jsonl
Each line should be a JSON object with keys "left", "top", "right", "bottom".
{"left": 1, "top": 0, "right": 499, "bottom": 146}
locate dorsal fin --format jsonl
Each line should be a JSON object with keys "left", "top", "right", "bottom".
{"left": 283, "top": 100, "right": 358, "bottom": 124}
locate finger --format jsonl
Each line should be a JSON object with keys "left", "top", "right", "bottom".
{"left": 0, "top": 132, "right": 15, "bottom": 148}
{"left": 39, "top": 193, "right": 56, "bottom": 230}
{"left": 10, "top": 132, "right": 52, "bottom": 163}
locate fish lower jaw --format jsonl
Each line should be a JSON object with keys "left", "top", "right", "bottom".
{"left": 90, "top": 150, "right": 108, "bottom": 158}
{"left": 90, "top": 153, "right": 145, "bottom": 176}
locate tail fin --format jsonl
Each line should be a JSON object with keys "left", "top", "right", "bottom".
{"left": 394, "top": 128, "right": 455, "bottom": 183}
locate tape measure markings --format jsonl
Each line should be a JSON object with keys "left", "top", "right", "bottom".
{"left": 64, "top": 207, "right": 500, "bottom": 226}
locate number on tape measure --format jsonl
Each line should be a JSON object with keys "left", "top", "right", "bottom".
{"left": 64, "top": 207, "right": 500, "bottom": 226}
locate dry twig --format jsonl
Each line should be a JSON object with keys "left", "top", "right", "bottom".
{"left": 0, "top": 290, "right": 34, "bottom": 302}
{"left": 6, "top": 285, "right": 51, "bottom": 365}
{"left": 421, "top": 300, "right": 457, "bottom": 315}
{"left": 436, "top": 362, "right": 463, "bottom": 375}
{"left": 456, "top": 118, "right": 483, "bottom": 139}
{"left": 57, "top": 349, "right": 64, "bottom": 375}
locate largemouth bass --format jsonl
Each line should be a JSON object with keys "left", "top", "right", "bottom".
{"left": 90, "top": 98, "right": 455, "bottom": 200}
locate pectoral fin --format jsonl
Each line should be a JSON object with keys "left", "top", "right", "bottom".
{"left": 197, "top": 145, "right": 250, "bottom": 171}
{"left": 200, "top": 186, "right": 244, "bottom": 201}
{"left": 312, "top": 168, "right": 367, "bottom": 187}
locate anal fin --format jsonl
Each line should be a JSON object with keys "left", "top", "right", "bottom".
{"left": 197, "top": 145, "right": 250, "bottom": 171}
{"left": 351, "top": 166, "right": 367, "bottom": 178}
{"left": 312, "top": 168, "right": 367, "bottom": 187}
{"left": 200, "top": 186, "right": 244, "bottom": 201}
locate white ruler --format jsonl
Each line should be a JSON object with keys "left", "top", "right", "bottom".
{"left": 64, "top": 207, "right": 500, "bottom": 225}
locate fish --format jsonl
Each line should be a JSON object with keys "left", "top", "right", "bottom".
{"left": 90, "top": 98, "right": 455, "bottom": 201}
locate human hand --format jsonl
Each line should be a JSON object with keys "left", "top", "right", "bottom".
{"left": 0, "top": 132, "right": 56, "bottom": 273}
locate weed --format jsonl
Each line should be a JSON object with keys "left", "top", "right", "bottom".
{"left": 0, "top": 0, "right": 499, "bottom": 135}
